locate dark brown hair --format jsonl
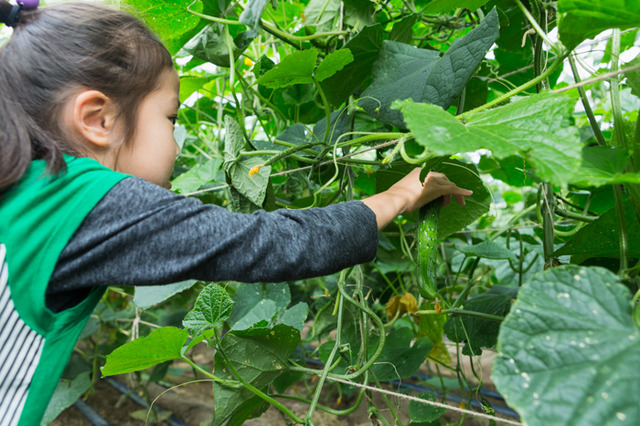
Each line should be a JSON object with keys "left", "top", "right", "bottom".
{"left": 0, "top": 1, "right": 174, "bottom": 192}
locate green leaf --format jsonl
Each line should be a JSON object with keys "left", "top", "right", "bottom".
{"left": 224, "top": 115, "right": 247, "bottom": 165}
{"left": 458, "top": 241, "right": 518, "bottom": 261}
{"left": 444, "top": 285, "right": 517, "bottom": 356}
{"left": 315, "top": 49, "right": 354, "bottom": 82}
{"left": 183, "top": 283, "right": 235, "bottom": 336}
{"left": 303, "top": 0, "right": 341, "bottom": 33}
{"left": 227, "top": 283, "right": 291, "bottom": 329}
{"left": 133, "top": 280, "right": 198, "bottom": 309}
{"left": 171, "top": 158, "right": 223, "bottom": 194}
{"left": 389, "top": 14, "right": 419, "bottom": 44}
{"left": 397, "top": 92, "right": 583, "bottom": 185}
{"left": 214, "top": 324, "right": 301, "bottom": 425}
{"left": 256, "top": 49, "right": 318, "bottom": 88}
{"left": 553, "top": 202, "right": 640, "bottom": 258}
{"left": 42, "top": 371, "right": 92, "bottom": 424}
{"left": 239, "top": 0, "right": 269, "bottom": 28}
{"left": 435, "top": 160, "right": 491, "bottom": 239}
{"left": 227, "top": 157, "right": 272, "bottom": 207}
{"left": 184, "top": 23, "right": 256, "bottom": 68}
{"left": 277, "top": 302, "right": 309, "bottom": 331}
{"left": 423, "top": 0, "right": 490, "bottom": 13}
{"left": 126, "top": 0, "right": 203, "bottom": 54}
{"left": 230, "top": 299, "right": 279, "bottom": 331}
{"left": 359, "top": 41, "right": 441, "bottom": 128}
{"left": 409, "top": 392, "right": 446, "bottom": 423}
{"left": 558, "top": 0, "right": 640, "bottom": 51}
{"left": 102, "top": 327, "right": 188, "bottom": 376}
{"left": 368, "top": 328, "right": 433, "bottom": 381}
{"left": 572, "top": 145, "right": 640, "bottom": 187}
{"left": 624, "top": 54, "right": 640, "bottom": 97}
{"left": 320, "top": 24, "right": 384, "bottom": 107}
{"left": 360, "top": 9, "right": 499, "bottom": 128}
{"left": 492, "top": 265, "right": 640, "bottom": 426}
{"left": 421, "top": 8, "right": 499, "bottom": 108}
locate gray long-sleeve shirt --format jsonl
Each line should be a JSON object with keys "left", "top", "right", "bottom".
{"left": 46, "top": 177, "right": 379, "bottom": 312}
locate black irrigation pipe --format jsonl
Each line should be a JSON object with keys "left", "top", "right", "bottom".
{"left": 73, "top": 399, "right": 109, "bottom": 426}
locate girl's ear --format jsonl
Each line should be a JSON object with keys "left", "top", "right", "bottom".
{"left": 70, "top": 90, "right": 119, "bottom": 150}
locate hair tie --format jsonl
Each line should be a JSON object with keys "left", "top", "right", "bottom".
{"left": 18, "top": 0, "right": 38, "bottom": 11}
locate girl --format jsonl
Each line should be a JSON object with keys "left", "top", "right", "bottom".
{"left": 0, "top": 1, "right": 472, "bottom": 424}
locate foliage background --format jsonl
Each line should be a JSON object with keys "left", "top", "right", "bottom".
{"left": 38, "top": 0, "right": 640, "bottom": 425}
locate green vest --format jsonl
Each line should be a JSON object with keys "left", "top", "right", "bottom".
{"left": 0, "top": 156, "right": 127, "bottom": 425}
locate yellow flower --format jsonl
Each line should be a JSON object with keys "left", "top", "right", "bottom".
{"left": 244, "top": 57, "right": 254, "bottom": 67}
{"left": 249, "top": 165, "right": 262, "bottom": 177}
{"left": 434, "top": 298, "right": 442, "bottom": 314}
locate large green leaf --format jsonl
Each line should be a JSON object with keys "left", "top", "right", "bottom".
{"left": 171, "top": 158, "right": 223, "bottom": 194}
{"left": 368, "top": 328, "right": 433, "bottom": 382}
{"left": 183, "top": 283, "right": 235, "bottom": 336}
{"left": 553, "top": 202, "right": 640, "bottom": 258}
{"left": 444, "top": 285, "right": 517, "bottom": 356}
{"left": 303, "top": 0, "right": 341, "bottom": 33}
{"left": 126, "top": 0, "right": 202, "bottom": 54}
{"left": 42, "top": 372, "right": 92, "bottom": 425}
{"left": 421, "top": 8, "right": 499, "bottom": 108}
{"left": 184, "top": 23, "right": 255, "bottom": 68}
{"left": 493, "top": 265, "right": 640, "bottom": 425}
{"left": 315, "top": 49, "right": 354, "bottom": 82}
{"left": 458, "top": 241, "right": 518, "bottom": 261}
{"left": 397, "top": 92, "right": 583, "bottom": 185}
{"left": 227, "top": 283, "right": 291, "bottom": 328}
{"left": 359, "top": 41, "right": 440, "bottom": 127}
{"left": 360, "top": 9, "right": 498, "bottom": 128}
{"left": 102, "top": 327, "right": 188, "bottom": 376}
{"left": 572, "top": 145, "right": 640, "bottom": 187}
{"left": 320, "top": 24, "right": 384, "bottom": 107}
{"left": 214, "top": 324, "right": 301, "bottom": 425}
{"left": 256, "top": 49, "right": 318, "bottom": 88}
{"left": 239, "top": 0, "right": 269, "bottom": 29}
{"left": 558, "top": 0, "right": 640, "bottom": 51}
{"left": 227, "top": 157, "right": 271, "bottom": 206}
{"left": 435, "top": 160, "right": 491, "bottom": 239}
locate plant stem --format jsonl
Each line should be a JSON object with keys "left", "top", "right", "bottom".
{"left": 217, "top": 350, "right": 305, "bottom": 424}
{"left": 304, "top": 276, "right": 346, "bottom": 422}
{"left": 415, "top": 308, "right": 505, "bottom": 322}
{"left": 568, "top": 55, "right": 606, "bottom": 146}
{"left": 514, "top": 0, "right": 560, "bottom": 56}
{"left": 313, "top": 76, "right": 333, "bottom": 144}
{"left": 610, "top": 29, "right": 630, "bottom": 275}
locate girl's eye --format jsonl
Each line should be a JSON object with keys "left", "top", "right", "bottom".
{"left": 169, "top": 117, "right": 177, "bottom": 125}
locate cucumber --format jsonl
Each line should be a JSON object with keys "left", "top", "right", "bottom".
{"left": 417, "top": 198, "right": 442, "bottom": 299}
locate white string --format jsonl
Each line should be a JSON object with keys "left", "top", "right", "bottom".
{"left": 325, "top": 376, "right": 523, "bottom": 426}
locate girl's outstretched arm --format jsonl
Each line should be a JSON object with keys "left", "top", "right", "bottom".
{"left": 361, "top": 168, "right": 473, "bottom": 230}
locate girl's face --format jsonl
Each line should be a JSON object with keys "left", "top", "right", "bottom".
{"left": 113, "top": 68, "right": 181, "bottom": 188}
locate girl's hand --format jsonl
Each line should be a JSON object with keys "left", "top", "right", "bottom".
{"left": 361, "top": 168, "right": 473, "bottom": 230}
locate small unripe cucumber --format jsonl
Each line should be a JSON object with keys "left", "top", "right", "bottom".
{"left": 417, "top": 198, "right": 442, "bottom": 299}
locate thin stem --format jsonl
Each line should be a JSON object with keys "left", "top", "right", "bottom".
{"left": 313, "top": 76, "right": 333, "bottom": 144}
{"left": 568, "top": 55, "right": 606, "bottom": 146}
{"left": 217, "top": 350, "right": 305, "bottom": 424}
{"left": 613, "top": 185, "right": 629, "bottom": 274}
{"left": 415, "top": 308, "right": 505, "bottom": 322}
{"left": 514, "top": 0, "right": 560, "bottom": 55}
{"left": 304, "top": 275, "right": 346, "bottom": 422}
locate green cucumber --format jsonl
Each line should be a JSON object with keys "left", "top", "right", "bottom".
{"left": 417, "top": 198, "right": 442, "bottom": 299}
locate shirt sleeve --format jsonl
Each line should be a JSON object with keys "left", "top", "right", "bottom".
{"left": 46, "top": 177, "right": 378, "bottom": 311}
